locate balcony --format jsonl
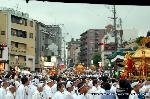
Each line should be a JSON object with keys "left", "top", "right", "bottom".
{"left": 10, "top": 47, "right": 26, "bottom": 56}
{"left": 10, "top": 61, "right": 26, "bottom": 67}
{"left": 11, "top": 36, "right": 27, "bottom": 44}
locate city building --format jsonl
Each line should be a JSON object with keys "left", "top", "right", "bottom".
{"left": 67, "top": 38, "right": 80, "bottom": 67}
{"left": 80, "top": 29, "right": 105, "bottom": 66}
{"left": 35, "top": 23, "right": 62, "bottom": 71}
{"left": 0, "top": 8, "right": 36, "bottom": 71}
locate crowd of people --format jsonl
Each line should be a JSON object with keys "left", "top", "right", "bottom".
{"left": 0, "top": 70, "right": 149, "bottom": 99}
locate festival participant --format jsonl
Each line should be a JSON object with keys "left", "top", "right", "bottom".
{"left": 32, "top": 83, "right": 45, "bottom": 99}
{"left": 116, "top": 80, "right": 132, "bottom": 99}
{"left": 0, "top": 78, "right": 9, "bottom": 99}
{"left": 64, "top": 81, "right": 74, "bottom": 99}
{"left": 52, "top": 82, "right": 65, "bottom": 99}
{"left": 100, "top": 82, "right": 116, "bottom": 99}
{"left": 75, "top": 82, "right": 89, "bottom": 99}
{"left": 129, "top": 81, "right": 141, "bottom": 99}
{"left": 28, "top": 79, "right": 37, "bottom": 99}
{"left": 88, "top": 79, "right": 99, "bottom": 99}
{"left": 16, "top": 75, "right": 29, "bottom": 99}
{"left": 43, "top": 79, "right": 54, "bottom": 99}
{"left": 5, "top": 84, "right": 16, "bottom": 99}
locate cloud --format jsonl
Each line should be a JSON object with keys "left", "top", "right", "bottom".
{"left": 0, "top": 0, "right": 150, "bottom": 40}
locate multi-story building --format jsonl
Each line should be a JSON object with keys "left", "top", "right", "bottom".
{"left": 46, "top": 25, "right": 62, "bottom": 58}
{"left": 67, "top": 38, "right": 80, "bottom": 67}
{"left": 80, "top": 29, "right": 105, "bottom": 66}
{"left": 35, "top": 23, "right": 62, "bottom": 71}
{"left": 0, "top": 8, "right": 35, "bottom": 71}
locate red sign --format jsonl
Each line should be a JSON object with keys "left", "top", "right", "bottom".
{"left": 60, "top": 64, "right": 65, "bottom": 69}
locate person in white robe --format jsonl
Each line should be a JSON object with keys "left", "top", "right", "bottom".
{"left": 32, "top": 83, "right": 44, "bottom": 99}
{"left": 5, "top": 84, "right": 16, "bottom": 99}
{"left": 43, "top": 79, "right": 54, "bottom": 99}
{"left": 52, "top": 82, "right": 65, "bottom": 99}
{"left": 75, "top": 82, "right": 89, "bottom": 99}
{"left": 16, "top": 76, "right": 29, "bottom": 99}
{"left": 0, "top": 78, "right": 9, "bottom": 99}
{"left": 87, "top": 79, "right": 100, "bottom": 99}
{"left": 140, "top": 81, "right": 150, "bottom": 99}
{"left": 129, "top": 81, "right": 141, "bottom": 99}
{"left": 28, "top": 79, "right": 37, "bottom": 99}
{"left": 64, "top": 81, "right": 74, "bottom": 99}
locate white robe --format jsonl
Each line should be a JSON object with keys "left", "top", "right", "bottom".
{"left": 51, "top": 84, "right": 57, "bottom": 94}
{"left": 32, "top": 90, "right": 46, "bottom": 99}
{"left": 87, "top": 86, "right": 99, "bottom": 99}
{"left": 28, "top": 84, "right": 37, "bottom": 99}
{"left": 16, "top": 84, "right": 26, "bottom": 99}
{"left": 129, "top": 90, "right": 139, "bottom": 99}
{"left": 43, "top": 84, "right": 53, "bottom": 99}
{"left": 0, "top": 87, "right": 7, "bottom": 99}
{"left": 32, "top": 90, "right": 41, "bottom": 99}
{"left": 5, "top": 91, "right": 14, "bottom": 99}
{"left": 64, "top": 91, "right": 74, "bottom": 99}
{"left": 75, "top": 94, "right": 87, "bottom": 99}
{"left": 52, "top": 91, "right": 65, "bottom": 99}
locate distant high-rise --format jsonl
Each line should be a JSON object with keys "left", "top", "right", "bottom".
{"left": 80, "top": 29, "right": 105, "bottom": 66}
{"left": 67, "top": 38, "right": 80, "bottom": 67}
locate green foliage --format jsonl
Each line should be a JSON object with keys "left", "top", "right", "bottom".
{"left": 135, "top": 36, "right": 144, "bottom": 46}
{"left": 92, "top": 52, "right": 101, "bottom": 69}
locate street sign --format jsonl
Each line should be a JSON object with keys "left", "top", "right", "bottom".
{"left": 51, "top": 56, "right": 57, "bottom": 62}
{"left": 44, "top": 62, "right": 54, "bottom": 66}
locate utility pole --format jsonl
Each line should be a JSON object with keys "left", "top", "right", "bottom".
{"left": 113, "top": 5, "right": 118, "bottom": 50}
{"left": 119, "top": 18, "right": 123, "bottom": 48}
{"left": 63, "top": 38, "right": 66, "bottom": 67}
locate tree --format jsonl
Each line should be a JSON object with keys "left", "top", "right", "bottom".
{"left": 135, "top": 36, "right": 144, "bottom": 46}
{"left": 92, "top": 52, "right": 101, "bottom": 69}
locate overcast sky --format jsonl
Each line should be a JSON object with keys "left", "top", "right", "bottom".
{"left": 0, "top": 0, "right": 150, "bottom": 41}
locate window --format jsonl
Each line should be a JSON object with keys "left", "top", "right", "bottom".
{"left": 15, "top": 42, "right": 18, "bottom": 48}
{"left": 24, "top": 57, "right": 26, "bottom": 61}
{"left": 30, "top": 21, "right": 33, "bottom": 27}
{"left": 42, "top": 46, "right": 44, "bottom": 51}
{"left": 0, "top": 50, "right": 2, "bottom": 58}
{"left": 25, "top": 20, "right": 27, "bottom": 26}
{"left": 1, "top": 31, "right": 5, "bottom": 35}
{"left": 11, "top": 29, "right": 17, "bottom": 36}
{"left": 29, "top": 33, "right": 33, "bottom": 38}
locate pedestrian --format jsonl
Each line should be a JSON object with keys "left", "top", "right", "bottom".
{"left": 5, "top": 84, "right": 16, "bottom": 99}
{"left": 52, "top": 82, "right": 65, "bottom": 99}
{"left": 32, "top": 83, "right": 44, "bottom": 99}
{"left": 16, "top": 75, "right": 29, "bottom": 99}
{"left": 64, "top": 81, "right": 74, "bottom": 99}
{"left": 129, "top": 81, "right": 141, "bottom": 99}
{"left": 0, "top": 78, "right": 9, "bottom": 99}
{"left": 43, "top": 79, "right": 54, "bottom": 99}
{"left": 100, "top": 82, "right": 116, "bottom": 99}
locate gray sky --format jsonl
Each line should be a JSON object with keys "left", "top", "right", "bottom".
{"left": 1, "top": 0, "right": 150, "bottom": 41}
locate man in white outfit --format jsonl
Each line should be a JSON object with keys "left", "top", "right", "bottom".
{"left": 32, "top": 83, "right": 44, "bottom": 99}
{"left": 129, "top": 81, "right": 141, "bottom": 99}
{"left": 28, "top": 79, "right": 37, "bottom": 99}
{"left": 0, "top": 78, "right": 9, "bottom": 99}
{"left": 52, "top": 82, "right": 65, "bottom": 99}
{"left": 5, "top": 84, "right": 16, "bottom": 99}
{"left": 16, "top": 76, "right": 29, "bottom": 99}
{"left": 64, "top": 81, "right": 74, "bottom": 99}
{"left": 43, "top": 79, "right": 54, "bottom": 99}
